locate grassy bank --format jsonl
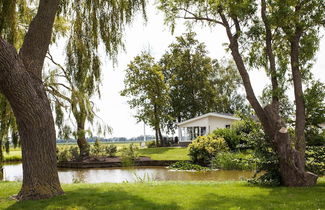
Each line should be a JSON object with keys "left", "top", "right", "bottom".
{"left": 3, "top": 151, "right": 22, "bottom": 162}
{"left": 0, "top": 179, "right": 324, "bottom": 209}
{"left": 138, "top": 147, "right": 189, "bottom": 160}
{"left": 2, "top": 146, "right": 189, "bottom": 162}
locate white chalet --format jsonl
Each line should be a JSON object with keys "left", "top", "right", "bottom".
{"left": 177, "top": 112, "right": 240, "bottom": 143}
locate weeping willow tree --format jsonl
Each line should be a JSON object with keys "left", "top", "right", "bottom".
{"left": 0, "top": 1, "right": 34, "bottom": 173}
{"left": 0, "top": 0, "right": 146, "bottom": 200}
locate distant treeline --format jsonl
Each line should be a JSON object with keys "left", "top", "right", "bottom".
{"left": 56, "top": 135, "right": 156, "bottom": 144}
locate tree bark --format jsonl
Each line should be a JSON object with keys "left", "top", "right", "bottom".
{"left": 154, "top": 127, "right": 159, "bottom": 147}
{"left": 261, "top": 0, "right": 280, "bottom": 113}
{"left": 265, "top": 105, "right": 317, "bottom": 186}
{"left": 158, "top": 126, "right": 164, "bottom": 147}
{"left": 290, "top": 33, "right": 306, "bottom": 161}
{"left": 0, "top": 39, "right": 63, "bottom": 200}
{"left": 76, "top": 119, "right": 90, "bottom": 159}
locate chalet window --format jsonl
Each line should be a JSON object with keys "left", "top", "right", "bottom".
{"left": 194, "top": 127, "right": 200, "bottom": 139}
{"left": 200, "top": 127, "right": 207, "bottom": 136}
{"left": 225, "top": 125, "right": 231, "bottom": 129}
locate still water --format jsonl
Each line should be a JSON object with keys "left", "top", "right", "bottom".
{"left": 2, "top": 163, "right": 255, "bottom": 183}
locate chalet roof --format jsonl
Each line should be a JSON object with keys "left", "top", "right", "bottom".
{"left": 178, "top": 112, "right": 240, "bottom": 126}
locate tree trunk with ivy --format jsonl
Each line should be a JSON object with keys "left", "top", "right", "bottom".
{"left": 0, "top": 0, "right": 63, "bottom": 200}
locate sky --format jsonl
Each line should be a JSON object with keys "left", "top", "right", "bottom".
{"left": 51, "top": 3, "right": 325, "bottom": 138}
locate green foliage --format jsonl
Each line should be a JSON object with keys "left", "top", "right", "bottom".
{"left": 169, "top": 161, "right": 209, "bottom": 171}
{"left": 121, "top": 52, "right": 170, "bottom": 144}
{"left": 160, "top": 32, "right": 219, "bottom": 126}
{"left": 69, "top": 146, "right": 80, "bottom": 160}
{"left": 188, "top": 135, "right": 229, "bottom": 166}
{"left": 211, "top": 128, "right": 240, "bottom": 151}
{"left": 248, "top": 129, "right": 281, "bottom": 186}
{"left": 211, "top": 152, "right": 257, "bottom": 170}
{"left": 57, "top": 146, "right": 80, "bottom": 162}
{"left": 305, "top": 81, "right": 325, "bottom": 146}
{"left": 57, "top": 148, "right": 71, "bottom": 162}
{"left": 211, "top": 60, "right": 247, "bottom": 114}
{"left": 306, "top": 146, "right": 325, "bottom": 176}
{"left": 145, "top": 140, "right": 156, "bottom": 148}
{"left": 104, "top": 145, "right": 117, "bottom": 157}
{"left": 306, "top": 128, "right": 325, "bottom": 146}
{"left": 91, "top": 139, "right": 103, "bottom": 157}
{"left": 120, "top": 144, "right": 139, "bottom": 167}
{"left": 46, "top": 0, "right": 146, "bottom": 153}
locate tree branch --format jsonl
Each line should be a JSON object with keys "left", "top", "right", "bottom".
{"left": 177, "top": 8, "right": 224, "bottom": 26}
{"left": 261, "top": 0, "right": 280, "bottom": 113}
{"left": 19, "top": 0, "right": 59, "bottom": 79}
{"left": 46, "top": 86, "right": 71, "bottom": 103}
{"left": 218, "top": 9, "right": 274, "bottom": 137}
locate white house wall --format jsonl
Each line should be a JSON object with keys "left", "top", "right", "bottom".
{"left": 207, "top": 116, "right": 237, "bottom": 133}
{"left": 178, "top": 115, "right": 239, "bottom": 142}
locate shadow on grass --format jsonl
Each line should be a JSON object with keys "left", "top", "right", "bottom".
{"left": 191, "top": 182, "right": 325, "bottom": 209}
{"left": 7, "top": 187, "right": 180, "bottom": 210}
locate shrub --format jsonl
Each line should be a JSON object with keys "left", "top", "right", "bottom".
{"left": 120, "top": 143, "right": 139, "bottom": 167}
{"left": 169, "top": 161, "right": 209, "bottom": 171}
{"left": 211, "top": 128, "right": 240, "bottom": 151}
{"left": 105, "top": 145, "right": 117, "bottom": 157}
{"left": 306, "top": 146, "right": 325, "bottom": 176}
{"left": 306, "top": 128, "right": 325, "bottom": 146}
{"left": 91, "top": 139, "right": 103, "bottom": 157}
{"left": 69, "top": 146, "right": 79, "bottom": 160}
{"left": 188, "top": 135, "right": 229, "bottom": 166}
{"left": 247, "top": 128, "right": 281, "bottom": 186}
{"left": 211, "top": 152, "right": 257, "bottom": 170}
{"left": 145, "top": 140, "right": 156, "bottom": 148}
{"left": 57, "top": 148, "right": 71, "bottom": 162}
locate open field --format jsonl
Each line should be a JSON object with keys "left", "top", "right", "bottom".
{"left": 2, "top": 144, "right": 189, "bottom": 162}
{"left": 0, "top": 179, "right": 324, "bottom": 209}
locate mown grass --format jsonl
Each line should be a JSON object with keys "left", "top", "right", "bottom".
{"left": 138, "top": 147, "right": 190, "bottom": 160}
{"left": 0, "top": 179, "right": 324, "bottom": 210}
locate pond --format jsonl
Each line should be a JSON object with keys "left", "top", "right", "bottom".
{"left": 1, "top": 163, "right": 255, "bottom": 183}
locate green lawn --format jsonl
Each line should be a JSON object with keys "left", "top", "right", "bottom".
{"left": 138, "top": 147, "right": 190, "bottom": 160}
{"left": 0, "top": 179, "right": 324, "bottom": 209}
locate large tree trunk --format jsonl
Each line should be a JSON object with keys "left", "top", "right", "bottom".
{"left": 0, "top": 40, "right": 63, "bottom": 200}
{"left": 265, "top": 105, "right": 317, "bottom": 186}
{"left": 0, "top": 0, "right": 63, "bottom": 199}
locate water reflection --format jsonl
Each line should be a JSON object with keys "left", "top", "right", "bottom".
{"left": 2, "top": 163, "right": 255, "bottom": 183}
